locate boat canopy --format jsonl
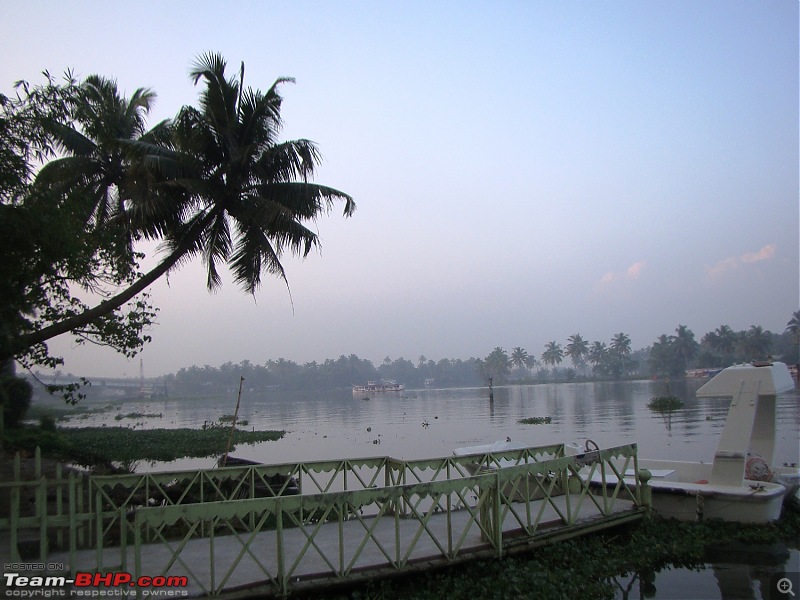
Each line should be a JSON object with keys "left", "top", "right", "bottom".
{"left": 695, "top": 362, "right": 795, "bottom": 487}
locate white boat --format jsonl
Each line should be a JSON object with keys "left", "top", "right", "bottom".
{"left": 589, "top": 362, "right": 798, "bottom": 523}
{"left": 352, "top": 380, "right": 405, "bottom": 394}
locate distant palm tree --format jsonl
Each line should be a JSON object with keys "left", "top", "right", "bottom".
{"left": 510, "top": 347, "right": 529, "bottom": 375}
{"left": 740, "top": 325, "right": 772, "bottom": 361}
{"left": 703, "top": 324, "right": 736, "bottom": 366}
{"left": 482, "top": 347, "right": 510, "bottom": 382}
{"left": 588, "top": 341, "right": 609, "bottom": 376}
{"left": 525, "top": 354, "right": 539, "bottom": 374}
{"left": 541, "top": 341, "right": 563, "bottom": 368}
{"left": 786, "top": 311, "right": 800, "bottom": 343}
{"left": 610, "top": 332, "right": 631, "bottom": 375}
{"left": 672, "top": 325, "right": 698, "bottom": 371}
{"left": 565, "top": 334, "right": 589, "bottom": 375}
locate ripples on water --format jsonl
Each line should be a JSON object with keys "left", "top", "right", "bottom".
{"left": 59, "top": 379, "right": 799, "bottom": 472}
{"left": 52, "top": 379, "right": 800, "bottom": 598}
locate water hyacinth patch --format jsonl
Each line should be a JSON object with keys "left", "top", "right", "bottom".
{"left": 518, "top": 416, "right": 552, "bottom": 425}
{"left": 59, "top": 427, "right": 284, "bottom": 462}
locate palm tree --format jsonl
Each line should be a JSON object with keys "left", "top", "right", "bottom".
{"left": 541, "top": 341, "right": 563, "bottom": 368}
{"left": 610, "top": 332, "right": 631, "bottom": 375}
{"left": 9, "top": 54, "right": 354, "bottom": 358}
{"left": 712, "top": 325, "right": 736, "bottom": 366}
{"left": 35, "top": 75, "right": 164, "bottom": 228}
{"left": 740, "top": 325, "right": 772, "bottom": 362}
{"left": 481, "top": 347, "right": 510, "bottom": 382}
{"left": 588, "top": 341, "right": 608, "bottom": 375}
{"left": 786, "top": 311, "right": 800, "bottom": 343}
{"left": 672, "top": 325, "right": 698, "bottom": 371}
{"left": 525, "top": 354, "right": 539, "bottom": 374}
{"left": 510, "top": 347, "right": 529, "bottom": 376}
{"left": 565, "top": 334, "right": 589, "bottom": 375}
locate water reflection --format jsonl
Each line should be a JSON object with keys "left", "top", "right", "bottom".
{"left": 611, "top": 547, "right": 800, "bottom": 600}
{"left": 53, "top": 380, "right": 800, "bottom": 473}
{"left": 46, "top": 379, "right": 800, "bottom": 597}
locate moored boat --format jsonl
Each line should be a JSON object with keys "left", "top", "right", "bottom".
{"left": 353, "top": 380, "right": 405, "bottom": 394}
{"left": 588, "top": 362, "right": 798, "bottom": 523}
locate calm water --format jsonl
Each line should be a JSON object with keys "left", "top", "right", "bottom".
{"left": 58, "top": 379, "right": 800, "bottom": 599}
{"left": 61, "top": 378, "right": 800, "bottom": 471}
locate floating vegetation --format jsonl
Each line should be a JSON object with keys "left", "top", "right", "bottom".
{"left": 4, "top": 426, "right": 284, "bottom": 464}
{"left": 518, "top": 416, "right": 552, "bottom": 425}
{"left": 648, "top": 396, "right": 684, "bottom": 432}
{"left": 647, "top": 396, "right": 684, "bottom": 412}
{"left": 219, "top": 414, "right": 249, "bottom": 426}
{"left": 28, "top": 403, "right": 117, "bottom": 422}
{"left": 114, "top": 411, "right": 163, "bottom": 420}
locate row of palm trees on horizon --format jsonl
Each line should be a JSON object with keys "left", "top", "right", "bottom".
{"left": 483, "top": 311, "right": 800, "bottom": 381}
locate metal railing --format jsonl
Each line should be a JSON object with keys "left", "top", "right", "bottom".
{"left": 1, "top": 443, "right": 648, "bottom": 597}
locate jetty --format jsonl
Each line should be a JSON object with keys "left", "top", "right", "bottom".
{"left": 1, "top": 443, "right": 650, "bottom": 597}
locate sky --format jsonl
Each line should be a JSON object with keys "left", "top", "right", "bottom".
{"left": 2, "top": 1, "right": 798, "bottom": 378}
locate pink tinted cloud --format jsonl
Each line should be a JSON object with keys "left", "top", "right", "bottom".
{"left": 706, "top": 244, "right": 776, "bottom": 278}
{"left": 599, "top": 261, "right": 646, "bottom": 286}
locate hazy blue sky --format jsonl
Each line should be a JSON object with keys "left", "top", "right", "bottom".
{"left": 3, "top": 1, "right": 798, "bottom": 378}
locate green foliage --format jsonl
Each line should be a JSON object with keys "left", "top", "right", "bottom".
{"left": 3, "top": 424, "right": 285, "bottom": 464}
{"left": 39, "top": 414, "right": 56, "bottom": 432}
{"left": 1, "top": 55, "right": 354, "bottom": 395}
{"left": 647, "top": 396, "right": 684, "bottom": 412}
{"left": 0, "top": 374, "right": 32, "bottom": 428}
{"left": 0, "top": 71, "right": 158, "bottom": 382}
{"left": 479, "top": 347, "right": 511, "bottom": 383}
{"left": 518, "top": 416, "right": 552, "bottom": 425}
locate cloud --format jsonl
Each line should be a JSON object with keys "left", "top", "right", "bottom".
{"left": 706, "top": 244, "right": 776, "bottom": 278}
{"left": 598, "top": 261, "right": 646, "bottom": 286}
{"left": 741, "top": 244, "right": 776, "bottom": 264}
{"left": 626, "top": 261, "right": 645, "bottom": 278}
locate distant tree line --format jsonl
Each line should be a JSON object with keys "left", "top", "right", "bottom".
{"left": 165, "top": 355, "right": 485, "bottom": 395}
{"left": 159, "top": 314, "right": 798, "bottom": 396}
{"left": 480, "top": 314, "right": 799, "bottom": 384}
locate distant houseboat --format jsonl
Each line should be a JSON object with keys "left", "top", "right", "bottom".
{"left": 353, "top": 381, "right": 405, "bottom": 394}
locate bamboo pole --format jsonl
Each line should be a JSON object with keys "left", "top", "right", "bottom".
{"left": 221, "top": 376, "right": 245, "bottom": 467}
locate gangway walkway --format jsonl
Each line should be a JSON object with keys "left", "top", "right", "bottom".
{"left": 2, "top": 443, "right": 650, "bottom": 598}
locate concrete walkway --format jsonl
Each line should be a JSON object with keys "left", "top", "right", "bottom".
{"left": 49, "top": 496, "right": 641, "bottom": 597}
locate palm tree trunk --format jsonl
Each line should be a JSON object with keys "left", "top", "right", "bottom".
{"left": 4, "top": 216, "right": 212, "bottom": 362}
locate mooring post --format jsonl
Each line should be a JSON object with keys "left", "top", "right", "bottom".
{"left": 637, "top": 469, "right": 652, "bottom": 511}
{"left": 489, "top": 377, "right": 494, "bottom": 402}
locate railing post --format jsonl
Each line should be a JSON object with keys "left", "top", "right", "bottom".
{"left": 479, "top": 473, "right": 503, "bottom": 555}
{"left": 10, "top": 452, "right": 21, "bottom": 561}
{"left": 134, "top": 511, "right": 142, "bottom": 600}
{"left": 637, "top": 469, "right": 652, "bottom": 511}
{"left": 56, "top": 462, "right": 63, "bottom": 549}
{"left": 276, "top": 499, "right": 286, "bottom": 597}
{"left": 68, "top": 472, "right": 77, "bottom": 574}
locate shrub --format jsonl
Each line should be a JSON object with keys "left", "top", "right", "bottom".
{"left": 1, "top": 376, "right": 33, "bottom": 428}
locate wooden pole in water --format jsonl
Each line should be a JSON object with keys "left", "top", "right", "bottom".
{"left": 221, "top": 376, "right": 245, "bottom": 467}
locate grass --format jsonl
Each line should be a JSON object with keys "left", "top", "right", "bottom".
{"left": 3, "top": 425, "right": 284, "bottom": 465}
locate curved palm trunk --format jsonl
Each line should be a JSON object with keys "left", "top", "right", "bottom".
{"left": 5, "top": 214, "right": 214, "bottom": 362}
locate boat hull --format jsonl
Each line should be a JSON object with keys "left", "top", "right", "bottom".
{"left": 590, "top": 458, "right": 787, "bottom": 523}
